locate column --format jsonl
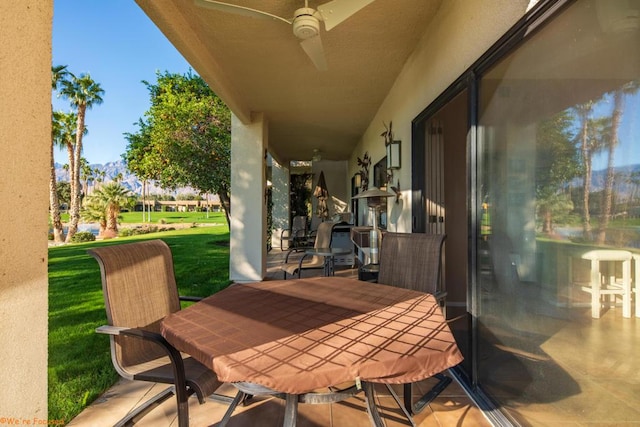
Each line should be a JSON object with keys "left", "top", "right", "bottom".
{"left": 271, "top": 158, "right": 290, "bottom": 250}
{"left": 230, "top": 112, "right": 268, "bottom": 282}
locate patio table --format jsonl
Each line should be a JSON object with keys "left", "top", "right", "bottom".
{"left": 160, "top": 276, "right": 463, "bottom": 426}
{"left": 304, "top": 247, "right": 352, "bottom": 276}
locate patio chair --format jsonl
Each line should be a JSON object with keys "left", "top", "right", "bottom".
{"left": 377, "top": 232, "right": 451, "bottom": 415}
{"left": 280, "top": 215, "right": 310, "bottom": 251}
{"left": 281, "top": 221, "right": 335, "bottom": 279}
{"left": 89, "top": 240, "right": 240, "bottom": 427}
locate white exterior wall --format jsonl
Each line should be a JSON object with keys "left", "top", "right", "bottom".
{"left": 230, "top": 113, "right": 268, "bottom": 282}
{"left": 0, "top": 0, "right": 51, "bottom": 419}
{"left": 350, "top": 0, "right": 533, "bottom": 232}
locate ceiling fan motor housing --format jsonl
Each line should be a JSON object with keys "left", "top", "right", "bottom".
{"left": 292, "top": 7, "right": 321, "bottom": 39}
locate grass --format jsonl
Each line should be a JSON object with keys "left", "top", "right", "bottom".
{"left": 59, "top": 210, "right": 227, "bottom": 225}
{"left": 119, "top": 210, "right": 227, "bottom": 225}
{"left": 48, "top": 225, "right": 231, "bottom": 423}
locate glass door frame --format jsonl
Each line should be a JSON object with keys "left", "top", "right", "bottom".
{"left": 410, "top": 0, "right": 574, "bottom": 423}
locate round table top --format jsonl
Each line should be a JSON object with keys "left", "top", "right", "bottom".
{"left": 161, "top": 277, "right": 462, "bottom": 395}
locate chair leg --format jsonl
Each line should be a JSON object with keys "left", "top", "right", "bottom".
{"left": 176, "top": 383, "right": 190, "bottom": 427}
{"left": 114, "top": 386, "right": 175, "bottom": 427}
{"left": 404, "top": 373, "right": 452, "bottom": 415}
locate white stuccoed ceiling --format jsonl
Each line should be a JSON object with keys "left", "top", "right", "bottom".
{"left": 135, "top": 0, "right": 442, "bottom": 164}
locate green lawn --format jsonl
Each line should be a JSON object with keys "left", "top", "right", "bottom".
{"left": 119, "top": 210, "right": 227, "bottom": 224}
{"left": 48, "top": 225, "right": 231, "bottom": 423}
{"left": 60, "top": 210, "right": 227, "bottom": 225}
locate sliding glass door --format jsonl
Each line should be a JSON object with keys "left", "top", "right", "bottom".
{"left": 476, "top": 0, "right": 640, "bottom": 424}
{"left": 414, "top": 0, "right": 640, "bottom": 424}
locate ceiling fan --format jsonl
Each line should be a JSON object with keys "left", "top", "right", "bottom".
{"left": 195, "top": 0, "right": 376, "bottom": 71}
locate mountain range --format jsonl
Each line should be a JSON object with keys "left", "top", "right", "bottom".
{"left": 56, "top": 160, "right": 640, "bottom": 198}
{"left": 54, "top": 159, "right": 196, "bottom": 197}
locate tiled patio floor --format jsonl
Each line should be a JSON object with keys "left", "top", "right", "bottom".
{"left": 67, "top": 248, "right": 490, "bottom": 427}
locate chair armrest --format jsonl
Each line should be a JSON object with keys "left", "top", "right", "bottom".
{"left": 179, "top": 295, "right": 203, "bottom": 302}
{"left": 96, "top": 325, "right": 173, "bottom": 347}
{"left": 96, "top": 324, "right": 189, "bottom": 398}
{"left": 96, "top": 325, "right": 130, "bottom": 335}
{"left": 285, "top": 247, "right": 305, "bottom": 263}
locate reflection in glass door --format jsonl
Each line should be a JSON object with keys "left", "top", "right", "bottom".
{"left": 476, "top": 0, "right": 640, "bottom": 424}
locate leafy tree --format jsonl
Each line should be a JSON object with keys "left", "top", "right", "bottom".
{"left": 124, "top": 71, "right": 231, "bottom": 227}
{"left": 56, "top": 181, "right": 71, "bottom": 208}
{"left": 123, "top": 119, "right": 157, "bottom": 222}
{"left": 536, "top": 110, "right": 580, "bottom": 233}
{"left": 58, "top": 72, "right": 104, "bottom": 242}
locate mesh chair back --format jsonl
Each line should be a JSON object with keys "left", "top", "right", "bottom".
{"left": 88, "top": 240, "right": 181, "bottom": 368}
{"left": 309, "top": 221, "right": 334, "bottom": 264}
{"left": 378, "top": 233, "right": 446, "bottom": 294}
{"left": 291, "top": 215, "right": 308, "bottom": 238}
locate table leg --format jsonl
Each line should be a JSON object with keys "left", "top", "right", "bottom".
{"left": 590, "top": 258, "right": 601, "bottom": 318}
{"left": 217, "top": 390, "right": 246, "bottom": 427}
{"left": 283, "top": 394, "right": 298, "bottom": 427}
{"left": 623, "top": 259, "right": 631, "bottom": 318}
{"left": 635, "top": 255, "right": 640, "bottom": 317}
{"left": 362, "top": 381, "right": 385, "bottom": 427}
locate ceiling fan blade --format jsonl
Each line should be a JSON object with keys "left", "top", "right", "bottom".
{"left": 317, "top": 0, "right": 376, "bottom": 31}
{"left": 195, "top": 0, "right": 292, "bottom": 25}
{"left": 300, "top": 35, "right": 328, "bottom": 71}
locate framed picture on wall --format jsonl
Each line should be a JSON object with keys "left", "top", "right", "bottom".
{"left": 374, "top": 157, "right": 387, "bottom": 189}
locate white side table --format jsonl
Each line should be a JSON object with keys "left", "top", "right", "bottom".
{"left": 632, "top": 255, "right": 640, "bottom": 318}
{"left": 580, "top": 250, "right": 632, "bottom": 318}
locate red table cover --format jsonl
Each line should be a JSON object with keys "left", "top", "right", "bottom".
{"left": 161, "top": 277, "right": 463, "bottom": 394}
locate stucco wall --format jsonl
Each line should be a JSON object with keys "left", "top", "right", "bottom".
{"left": 351, "top": 0, "right": 533, "bottom": 232}
{"left": 0, "top": 0, "right": 51, "bottom": 420}
{"left": 230, "top": 113, "right": 267, "bottom": 282}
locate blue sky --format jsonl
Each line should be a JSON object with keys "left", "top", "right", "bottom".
{"left": 53, "top": 1, "right": 193, "bottom": 165}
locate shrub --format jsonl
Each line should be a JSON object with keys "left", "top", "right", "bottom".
{"left": 119, "top": 225, "right": 160, "bottom": 237}
{"left": 70, "top": 231, "right": 96, "bottom": 243}
{"left": 119, "top": 228, "right": 133, "bottom": 237}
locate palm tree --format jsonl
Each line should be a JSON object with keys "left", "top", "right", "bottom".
{"left": 49, "top": 65, "right": 70, "bottom": 243}
{"left": 597, "top": 81, "right": 640, "bottom": 244}
{"left": 80, "top": 158, "right": 94, "bottom": 197}
{"left": 81, "top": 196, "right": 108, "bottom": 236}
{"left": 86, "top": 183, "right": 135, "bottom": 235}
{"left": 59, "top": 73, "right": 104, "bottom": 242}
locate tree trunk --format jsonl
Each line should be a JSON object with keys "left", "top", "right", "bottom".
{"left": 65, "top": 106, "right": 86, "bottom": 242}
{"left": 597, "top": 90, "right": 624, "bottom": 244}
{"left": 542, "top": 207, "right": 552, "bottom": 234}
{"left": 579, "top": 113, "right": 592, "bottom": 239}
{"left": 218, "top": 188, "right": 231, "bottom": 229}
{"left": 142, "top": 180, "right": 146, "bottom": 223}
{"left": 106, "top": 205, "right": 119, "bottom": 233}
{"left": 49, "top": 141, "right": 64, "bottom": 243}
